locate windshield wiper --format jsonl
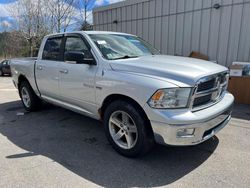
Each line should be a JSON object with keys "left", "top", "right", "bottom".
{"left": 112, "top": 55, "right": 139, "bottom": 60}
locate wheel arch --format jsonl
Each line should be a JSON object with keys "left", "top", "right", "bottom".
{"left": 18, "top": 75, "right": 29, "bottom": 89}
{"left": 17, "top": 75, "right": 31, "bottom": 97}
{"left": 99, "top": 94, "right": 154, "bottom": 136}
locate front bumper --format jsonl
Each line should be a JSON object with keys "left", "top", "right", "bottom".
{"left": 144, "top": 92, "right": 234, "bottom": 145}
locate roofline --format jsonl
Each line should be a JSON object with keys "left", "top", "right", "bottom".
{"left": 44, "top": 31, "right": 134, "bottom": 38}
{"left": 93, "top": 0, "right": 149, "bottom": 13}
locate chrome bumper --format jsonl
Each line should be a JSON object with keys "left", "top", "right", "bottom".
{"left": 145, "top": 93, "right": 234, "bottom": 146}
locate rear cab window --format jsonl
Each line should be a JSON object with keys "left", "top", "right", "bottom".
{"left": 42, "top": 37, "right": 63, "bottom": 61}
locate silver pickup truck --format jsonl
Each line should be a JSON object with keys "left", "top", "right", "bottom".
{"left": 11, "top": 31, "right": 234, "bottom": 157}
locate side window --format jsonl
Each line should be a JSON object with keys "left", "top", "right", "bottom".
{"left": 2, "top": 61, "right": 7, "bottom": 66}
{"left": 42, "top": 37, "right": 63, "bottom": 61}
{"left": 65, "top": 37, "right": 92, "bottom": 59}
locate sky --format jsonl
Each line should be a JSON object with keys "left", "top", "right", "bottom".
{"left": 0, "top": 0, "right": 124, "bottom": 32}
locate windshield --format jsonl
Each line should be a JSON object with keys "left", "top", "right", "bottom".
{"left": 89, "top": 34, "right": 160, "bottom": 60}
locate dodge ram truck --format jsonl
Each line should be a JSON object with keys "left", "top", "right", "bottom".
{"left": 11, "top": 31, "right": 234, "bottom": 157}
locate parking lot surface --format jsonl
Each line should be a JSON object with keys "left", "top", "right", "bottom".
{"left": 0, "top": 77, "right": 250, "bottom": 188}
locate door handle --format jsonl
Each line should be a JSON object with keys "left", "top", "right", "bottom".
{"left": 37, "top": 66, "right": 43, "bottom": 70}
{"left": 59, "top": 69, "right": 68, "bottom": 74}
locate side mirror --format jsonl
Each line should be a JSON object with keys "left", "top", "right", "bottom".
{"left": 65, "top": 51, "right": 84, "bottom": 64}
{"left": 64, "top": 51, "right": 95, "bottom": 65}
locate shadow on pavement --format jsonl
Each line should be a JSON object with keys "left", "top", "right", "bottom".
{"left": 231, "top": 104, "right": 250, "bottom": 121}
{"left": 0, "top": 100, "right": 219, "bottom": 187}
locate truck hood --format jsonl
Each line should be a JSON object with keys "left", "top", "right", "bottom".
{"left": 109, "top": 55, "right": 228, "bottom": 87}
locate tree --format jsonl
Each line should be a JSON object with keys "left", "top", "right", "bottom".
{"left": 45, "top": 0, "right": 77, "bottom": 32}
{"left": 78, "top": 0, "right": 94, "bottom": 30}
{"left": 0, "top": 31, "right": 29, "bottom": 58}
{"left": 80, "top": 21, "right": 93, "bottom": 31}
{"left": 9, "top": 0, "right": 49, "bottom": 56}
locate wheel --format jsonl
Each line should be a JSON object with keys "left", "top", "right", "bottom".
{"left": 103, "top": 100, "right": 154, "bottom": 157}
{"left": 0, "top": 69, "right": 3, "bottom": 76}
{"left": 19, "top": 81, "right": 42, "bottom": 111}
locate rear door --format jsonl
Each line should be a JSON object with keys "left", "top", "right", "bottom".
{"left": 58, "top": 34, "right": 98, "bottom": 114}
{"left": 36, "top": 36, "right": 64, "bottom": 100}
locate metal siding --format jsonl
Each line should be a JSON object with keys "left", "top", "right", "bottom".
{"left": 93, "top": 0, "right": 250, "bottom": 66}
{"left": 155, "top": 0, "right": 162, "bottom": 49}
{"left": 208, "top": 0, "right": 222, "bottom": 61}
{"left": 168, "top": 14, "right": 176, "bottom": 55}
{"left": 111, "top": 9, "right": 116, "bottom": 31}
{"left": 199, "top": 5, "right": 211, "bottom": 56}
{"left": 162, "top": 0, "right": 170, "bottom": 15}
{"left": 137, "top": 3, "right": 143, "bottom": 19}
{"left": 148, "top": 0, "right": 156, "bottom": 45}
{"left": 126, "top": 6, "right": 132, "bottom": 34}
{"left": 117, "top": 8, "right": 122, "bottom": 32}
{"left": 137, "top": 19, "right": 143, "bottom": 38}
{"left": 237, "top": 2, "right": 250, "bottom": 62}
{"left": 155, "top": 0, "right": 162, "bottom": 17}
{"left": 161, "top": 15, "right": 169, "bottom": 54}
{"left": 191, "top": 9, "right": 202, "bottom": 52}
{"left": 107, "top": 9, "right": 112, "bottom": 31}
{"left": 182, "top": 12, "right": 193, "bottom": 56}
{"left": 155, "top": 17, "right": 162, "bottom": 50}
{"left": 227, "top": 3, "right": 244, "bottom": 66}
{"left": 217, "top": 4, "right": 232, "bottom": 65}
{"left": 175, "top": 0, "right": 185, "bottom": 56}
{"left": 222, "top": 0, "right": 233, "bottom": 5}
{"left": 143, "top": 1, "right": 149, "bottom": 41}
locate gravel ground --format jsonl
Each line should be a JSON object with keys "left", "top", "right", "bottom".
{"left": 0, "top": 76, "right": 249, "bottom": 188}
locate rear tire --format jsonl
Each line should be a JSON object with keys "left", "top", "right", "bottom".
{"left": 0, "top": 70, "right": 3, "bottom": 76}
{"left": 19, "top": 80, "right": 42, "bottom": 111}
{"left": 103, "top": 100, "right": 154, "bottom": 157}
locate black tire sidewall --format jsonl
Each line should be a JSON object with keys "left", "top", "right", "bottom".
{"left": 19, "top": 81, "right": 40, "bottom": 111}
{"left": 103, "top": 100, "right": 152, "bottom": 157}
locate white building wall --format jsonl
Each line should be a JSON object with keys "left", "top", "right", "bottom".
{"left": 93, "top": 0, "right": 250, "bottom": 67}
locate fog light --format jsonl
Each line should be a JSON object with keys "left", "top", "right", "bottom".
{"left": 177, "top": 128, "right": 195, "bottom": 137}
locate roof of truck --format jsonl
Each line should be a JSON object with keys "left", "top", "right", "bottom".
{"left": 84, "top": 31, "right": 132, "bottom": 35}
{"left": 45, "top": 31, "right": 133, "bottom": 38}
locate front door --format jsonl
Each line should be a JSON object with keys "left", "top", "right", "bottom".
{"left": 59, "top": 34, "right": 98, "bottom": 114}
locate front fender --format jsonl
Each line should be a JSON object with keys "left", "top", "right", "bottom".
{"left": 95, "top": 70, "right": 178, "bottom": 108}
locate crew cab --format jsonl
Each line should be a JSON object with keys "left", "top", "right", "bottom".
{"left": 10, "top": 31, "right": 234, "bottom": 157}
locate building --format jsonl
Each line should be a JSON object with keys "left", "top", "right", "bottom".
{"left": 93, "top": 0, "right": 250, "bottom": 67}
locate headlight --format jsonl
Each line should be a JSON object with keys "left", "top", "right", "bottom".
{"left": 148, "top": 88, "right": 191, "bottom": 109}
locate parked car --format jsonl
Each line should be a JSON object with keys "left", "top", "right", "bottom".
{"left": 10, "top": 31, "right": 234, "bottom": 157}
{"left": 0, "top": 59, "right": 11, "bottom": 76}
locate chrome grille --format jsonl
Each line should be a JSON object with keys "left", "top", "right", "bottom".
{"left": 191, "top": 72, "right": 229, "bottom": 110}
{"left": 196, "top": 78, "right": 216, "bottom": 92}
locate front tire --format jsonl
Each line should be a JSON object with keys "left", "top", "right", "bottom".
{"left": 19, "top": 81, "right": 42, "bottom": 111}
{"left": 0, "top": 69, "right": 3, "bottom": 76}
{"left": 103, "top": 100, "right": 154, "bottom": 157}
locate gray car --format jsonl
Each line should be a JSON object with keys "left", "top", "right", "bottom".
{"left": 0, "top": 59, "right": 11, "bottom": 76}
{"left": 10, "top": 31, "right": 234, "bottom": 157}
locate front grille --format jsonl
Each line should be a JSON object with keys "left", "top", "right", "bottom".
{"left": 191, "top": 72, "right": 229, "bottom": 110}
{"left": 193, "top": 94, "right": 212, "bottom": 107}
{"left": 197, "top": 78, "right": 216, "bottom": 92}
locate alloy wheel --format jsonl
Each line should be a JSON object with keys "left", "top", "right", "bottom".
{"left": 21, "top": 87, "right": 31, "bottom": 108}
{"left": 109, "top": 110, "right": 138, "bottom": 149}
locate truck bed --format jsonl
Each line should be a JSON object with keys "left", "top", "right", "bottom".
{"left": 10, "top": 57, "right": 39, "bottom": 95}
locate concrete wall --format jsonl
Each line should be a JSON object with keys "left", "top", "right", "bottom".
{"left": 93, "top": 0, "right": 250, "bottom": 67}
